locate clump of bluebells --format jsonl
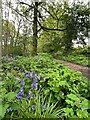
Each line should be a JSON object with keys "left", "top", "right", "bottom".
{"left": 5, "top": 71, "right": 47, "bottom": 116}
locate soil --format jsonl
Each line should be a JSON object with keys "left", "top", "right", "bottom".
{"left": 54, "top": 59, "right": 90, "bottom": 80}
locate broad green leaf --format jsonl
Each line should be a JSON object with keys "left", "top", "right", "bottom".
{"left": 5, "top": 92, "right": 17, "bottom": 101}
{"left": 11, "top": 103, "right": 20, "bottom": 110}
{"left": 81, "top": 99, "right": 90, "bottom": 110}
{"left": 0, "top": 104, "right": 9, "bottom": 118}
{"left": 67, "top": 94, "right": 80, "bottom": 101}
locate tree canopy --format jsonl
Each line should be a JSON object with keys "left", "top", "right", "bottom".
{"left": 1, "top": 0, "right": 90, "bottom": 55}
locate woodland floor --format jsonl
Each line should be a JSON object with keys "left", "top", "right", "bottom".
{"left": 54, "top": 59, "right": 90, "bottom": 80}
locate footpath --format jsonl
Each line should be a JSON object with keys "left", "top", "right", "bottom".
{"left": 54, "top": 59, "right": 90, "bottom": 80}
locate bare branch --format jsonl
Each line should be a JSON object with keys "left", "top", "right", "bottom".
{"left": 12, "top": 8, "right": 33, "bottom": 23}
{"left": 41, "top": 5, "right": 57, "bottom": 20}
{"left": 20, "top": 2, "right": 34, "bottom": 8}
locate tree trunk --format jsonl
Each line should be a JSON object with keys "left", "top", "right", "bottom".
{"left": 32, "top": 2, "right": 38, "bottom": 55}
{"left": 0, "top": 0, "right": 2, "bottom": 57}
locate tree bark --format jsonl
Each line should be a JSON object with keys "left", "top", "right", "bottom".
{"left": 32, "top": 2, "right": 38, "bottom": 55}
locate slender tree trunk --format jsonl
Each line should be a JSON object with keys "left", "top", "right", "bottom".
{"left": 32, "top": 2, "right": 38, "bottom": 55}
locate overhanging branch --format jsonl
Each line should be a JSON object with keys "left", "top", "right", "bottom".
{"left": 38, "top": 20, "right": 67, "bottom": 31}
{"left": 20, "top": 2, "right": 34, "bottom": 8}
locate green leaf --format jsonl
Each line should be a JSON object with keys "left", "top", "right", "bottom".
{"left": 44, "top": 89, "right": 50, "bottom": 95}
{"left": 67, "top": 94, "right": 80, "bottom": 101}
{"left": 65, "top": 99, "right": 74, "bottom": 106}
{"left": 50, "top": 87, "right": 59, "bottom": 92}
{"left": 76, "top": 109, "right": 88, "bottom": 118}
{"left": 5, "top": 92, "right": 17, "bottom": 101}
{"left": 81, "top": 99, "right": 90, "bottom": 110}
{"left": 0, "top": 104, "right": 9, "bottom": 118}
{"left": 0, "top": 88, "right": 7, "bottom": 95}
{"left": 11, "top": 103, "right": 20, "bottom": 110}
{"left": 63, "top": 108, "right": 74, "bottom": 117}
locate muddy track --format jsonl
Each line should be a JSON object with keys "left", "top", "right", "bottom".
{"left": 54, "top": 59, "right": 90, "bottom": 80}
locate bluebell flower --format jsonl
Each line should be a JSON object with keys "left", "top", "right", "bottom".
{"left": 31, "top": 82, "right": 36, "bottom": 89}
{"left": 32, "top": 72, "right": 35, "bottom": 77}
{"left": 26, "top": 94, "right": 30, "bottom": 99}
{"left": 18, "top": 91, "right": 24, "bottom": 96}
{"left": 20, "top": 80, "right": 24, "bottom": 84}
{"left": 34, "top": 77, "right": 38, "bottom": 82}
{"left": 16, "top": 91, "right": 24, "bottom": 99}
{"left": 16, "top": 95, "right": 23, "bottom": 99}
{"left": 32, "top": 104, "right": 36, "bottom": 110}
{"left": 34, "top": 84, "right": 38, "bottom": 90}
{"left": 7, "top": 107, "right": 12, "bottom": 112}
{"left": 25, "top": 73, "right": 31, "bottom": 78}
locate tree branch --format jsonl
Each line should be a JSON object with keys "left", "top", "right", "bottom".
{"left": 41, "top": 5, "right": 57, "bottom": 20}
{"left": 37, "top": 20, "right": 67, "bottom": 31}
{"left": 20, "top": 2, "right": 34, "bottom": 8}
{"left": 12, "top": 8, "right": 33, "bottom": 23}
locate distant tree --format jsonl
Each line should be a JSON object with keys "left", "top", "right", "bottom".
{"left": 2, "top": 19, "right": 16, "bottom": 55}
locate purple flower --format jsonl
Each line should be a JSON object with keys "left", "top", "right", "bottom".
{"left": 16, "top": 95, "right": 22, "bottom": 99}
{"left": 7, "top": 107, "right": 12, "bottom": 112}
{"left": 34, "top": 77, "right": 38, "bottom": 82}
{"left": 20, "top": 80, "right": 24, "bottom": 84}
{"left": 32, "top": 104, "right": 36, "bottom": 110}
{"left": 16, "top": 91, "right": 24, "bottom": 99}
{"left": 31, "top": 82, "right": 36, "bottom": 89}
{"left": 26, "top": 94, "right": 30, "bottom": 99}
{"left": 26, "top": 73, "right": 31, "bottom": 78}
{"left": 18, "top": 91, "right": 24, "bottom": 96}
{"left": 32, "top": 72, "right": 35, "bottom": 77}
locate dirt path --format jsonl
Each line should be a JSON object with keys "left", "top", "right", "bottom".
{"left": 54, "top": 59, "right": 90, "bottom": 80}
